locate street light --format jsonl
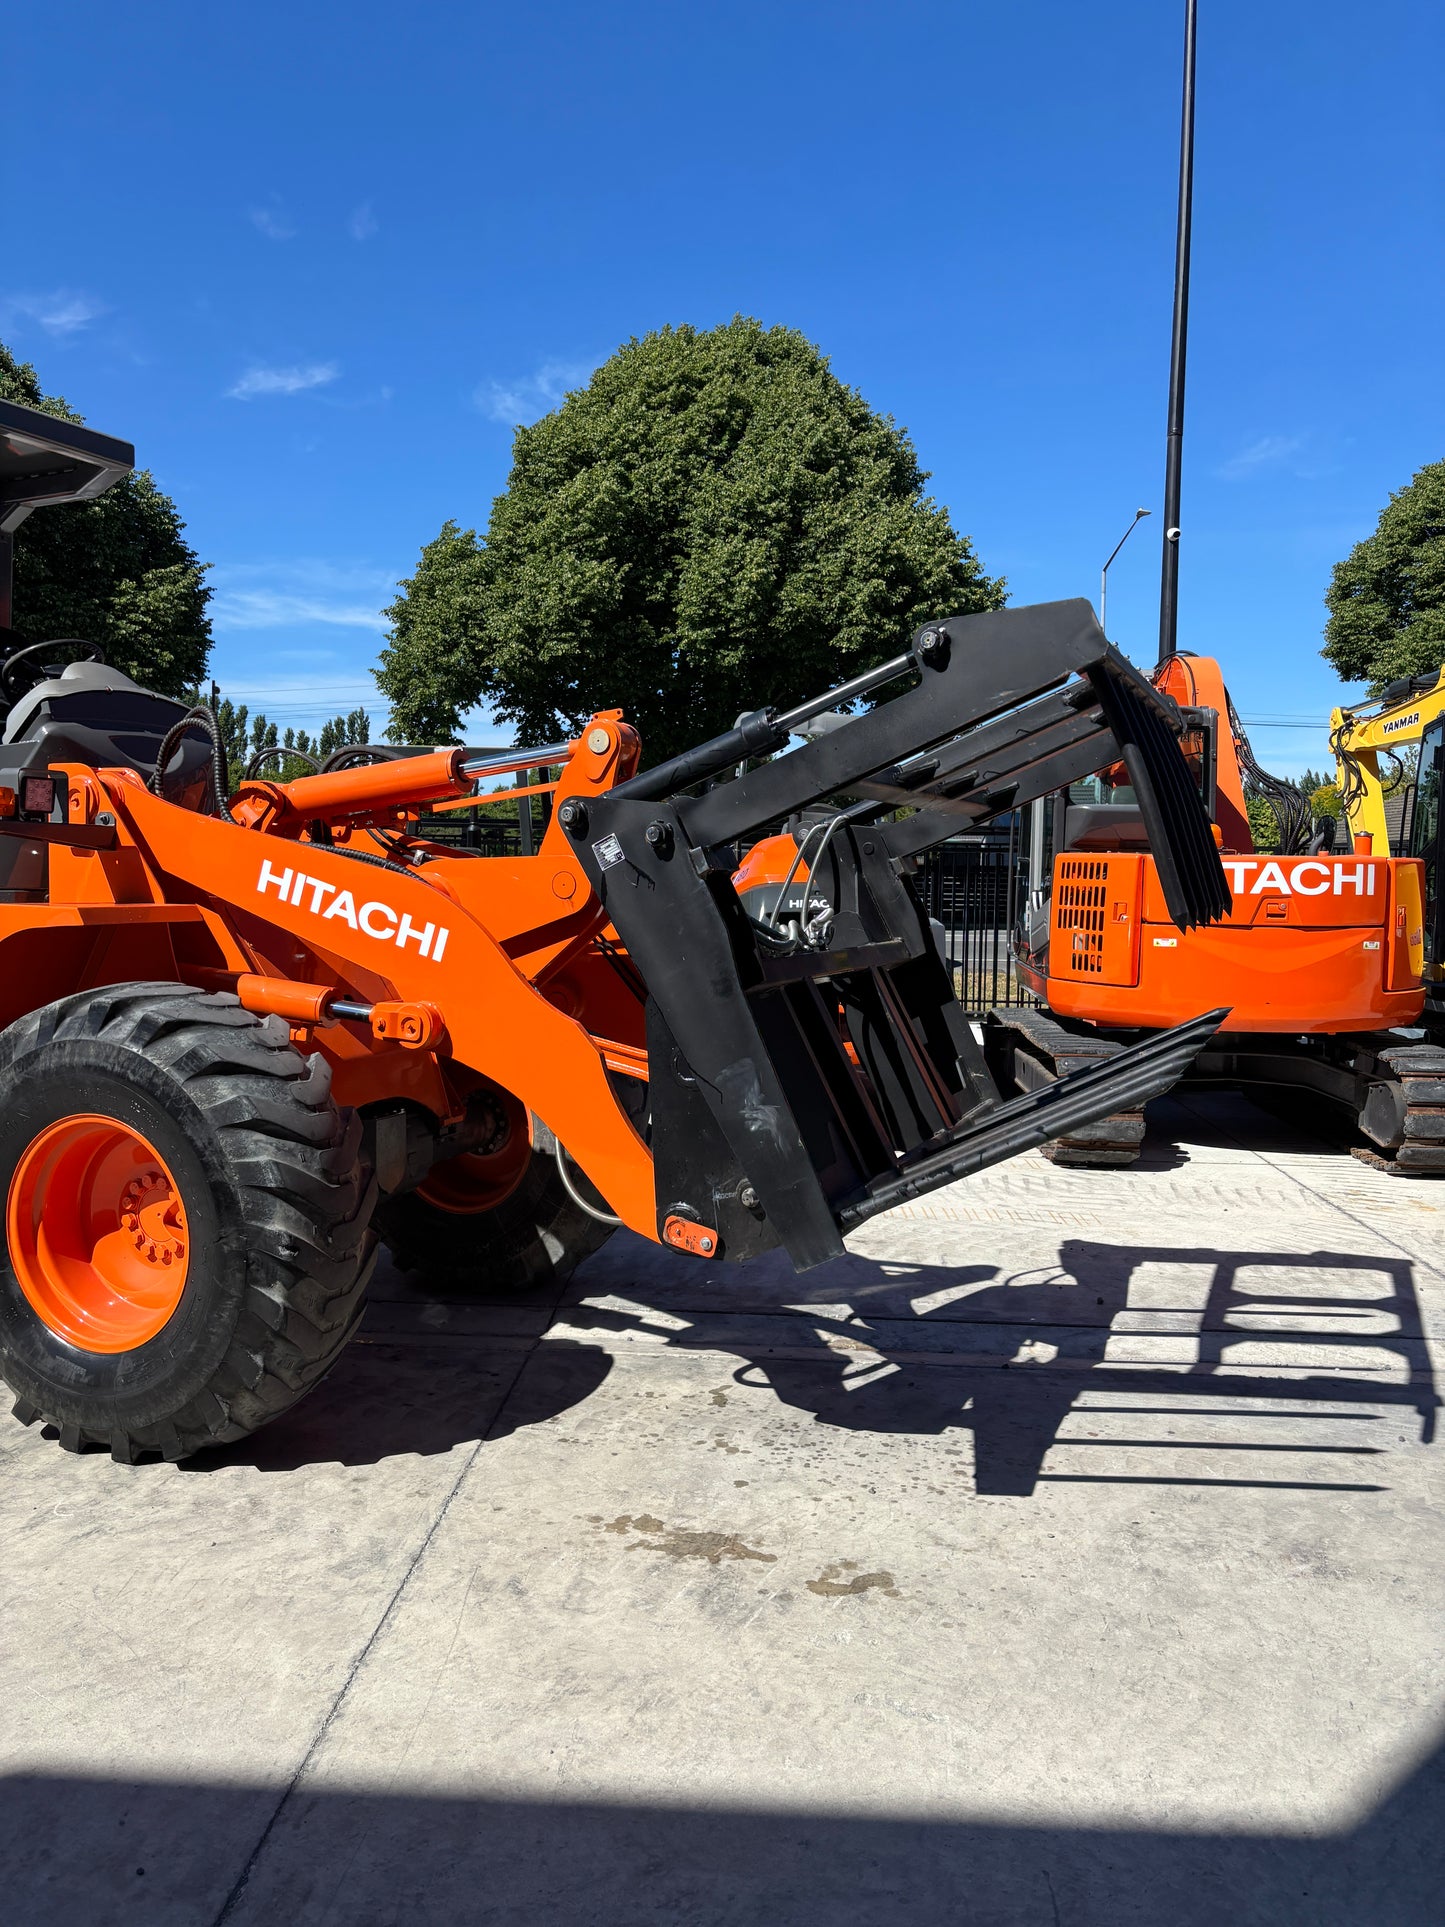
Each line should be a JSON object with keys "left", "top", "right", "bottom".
{"left": 1100, "top": 507, "right": 1151, "bottom": 638}
{"left": 1159, "top": 0, "right": 1198, "bottom": 663}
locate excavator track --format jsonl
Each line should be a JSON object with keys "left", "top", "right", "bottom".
{"left": 981, "top": 1007, "right": 1147, "bottom": 1167}
{"left": 1352, "top": 1042, "right": 1445, "bottom": 1176}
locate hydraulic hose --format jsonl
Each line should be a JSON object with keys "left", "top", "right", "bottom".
{"left": 243, "top": 743, "right": 322, "bottom": 781}
{"left": 555, "top": 1143, "right": 623, "bottom": 1226}
{"left": 150, "top": 706, "right": 236, "bottom": 823}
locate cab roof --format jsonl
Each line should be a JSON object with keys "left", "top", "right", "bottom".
{"left": 0, "top": 398, "right": 134, "bottom": 536}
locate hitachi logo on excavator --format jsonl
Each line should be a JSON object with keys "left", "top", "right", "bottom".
{"left": 1220, "top": 858, "right": 1377, "bottom": 897}
{"left": 255, "top": 858, "right": 450, "bottom": 960}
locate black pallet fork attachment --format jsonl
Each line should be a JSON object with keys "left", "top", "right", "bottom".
{"left": 567, "top": 599, "right": 1232, "bottom": 1271}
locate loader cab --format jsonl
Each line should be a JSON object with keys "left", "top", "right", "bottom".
{"left": 0, "top": 401, "right": 209, "bottom": 808}
{"left": 0, "top": 398, "right": 134, "bottom": 644}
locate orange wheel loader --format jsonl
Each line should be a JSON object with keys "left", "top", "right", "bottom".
{"left": 981, "top": 649, "right": 1445, "bottom": 1171}
{"left": 0, "top": 399, "right": 1230, "bottom": 1462}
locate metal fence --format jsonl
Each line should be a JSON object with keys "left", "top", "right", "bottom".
{"left": 417, "top": 809, "right": 531, "bottom": 856}
{"left": 418, "top": 808, "right": 1032, "bottom": 1019}
{"left": 916, "top": 827, "right": 1031, "bottom": 1016}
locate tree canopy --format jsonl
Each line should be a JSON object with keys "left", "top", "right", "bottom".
{"left": 376, "top": 317, "right": 1004, "bottom": 762}
{"left": 1322, "top": 459, "right": 1445, "bottom": 690}
{"left": 1, "top": 341, "right": 212, "bottom": 696}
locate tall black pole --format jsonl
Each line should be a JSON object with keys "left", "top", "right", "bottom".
{"left": 1158, "top": 0, "right": 1197, "bottom": 664}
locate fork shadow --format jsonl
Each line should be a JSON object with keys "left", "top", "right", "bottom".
{"left": 561, "top": 1234, "right": 1439, "bottom": 1497}
{"left": 184, "top": 1227, "right": 1439, "bottom": 1492}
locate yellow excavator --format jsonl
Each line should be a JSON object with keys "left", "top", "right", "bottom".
{"left": 1330, "top": 668, "right": 1445, "bottom": 852}
{"left": 1331, "top": 670, "right": 1445, "bottom": 1019}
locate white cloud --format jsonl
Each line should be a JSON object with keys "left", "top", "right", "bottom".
{"left": 248, "top": 202, "right": 297, "bottom": 241}
{"left": 475, "top": 358, "right": 597, "bottom": 424}
{"left": 1215, "top": 435, "right": 1307, "bottom": 481}
{"left": 209, "top": 560, "right": 396, "bottom": 633}
{"left": 227, "top": 362, "right": 339, "bottom": 401}
{"left": 2, "top": 291, "right": 106, "bottom": 337}
{"left": 348, "top": 201, "right": 378, "bottom": 241}
{"left": 213, "top": 591, "right": 389, "bottom": 631}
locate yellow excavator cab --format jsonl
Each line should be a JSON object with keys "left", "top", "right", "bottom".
{"left": 1330, "top": 667, "right": 1445, "bottom": 852}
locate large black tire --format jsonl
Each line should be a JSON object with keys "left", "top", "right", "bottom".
{"left": 376, "top": 1118, "right": 612, "bottom": 1293}
{"left": 0, "top": 984, "right": 376, "bottom": 1461}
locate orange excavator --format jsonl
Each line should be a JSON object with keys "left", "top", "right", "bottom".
{"left": 0, "top": 397, "right": 1230, "bottom": 1463}
{"left": 980, "top": 651, "right": 1445, "bottom": 1171}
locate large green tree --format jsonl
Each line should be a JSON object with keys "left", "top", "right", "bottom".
{"left": 1322, "top": 459, "right": 1445, "bottom": 689}
{"left": 1, "top": 341, "right": 212, "bottom": 695}
{"left": 376, "top": 318, "right": 1004, "bottom": 761}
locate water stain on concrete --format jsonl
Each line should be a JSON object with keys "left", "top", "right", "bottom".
{"left": 806, "top": 1559, "right": 900, "bottom": 1599}
{"left": 709, "top": 1388, "right": 729, "bottom": 1407}
{"left": 602, "top": 1514, "right": 777, "bottom": 1567}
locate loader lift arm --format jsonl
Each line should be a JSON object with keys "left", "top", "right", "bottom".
{"left": 0, "top": 586, "right": 1229, "bottom": 1282}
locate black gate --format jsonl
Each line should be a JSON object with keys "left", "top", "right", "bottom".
{"left": 916, "top": 824, "right": 1031, "bottom": 1018}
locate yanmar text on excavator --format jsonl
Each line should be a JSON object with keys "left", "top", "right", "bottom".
{"left": 0, "top": 399, "right": 1228, "bottom": 1463}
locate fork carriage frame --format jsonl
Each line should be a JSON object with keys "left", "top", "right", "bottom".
{"left": 566, "top": 599, "right": 1229, "bottom": 1269}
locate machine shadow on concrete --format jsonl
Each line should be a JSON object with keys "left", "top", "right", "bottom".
{"left": 562, "top": 1235, "right": 1437, "bottom": 1497}
{"left": 181, "top": 1091, "right": 1438, "bottom": 1488}
{"left": 3, "top": 1728, "right": 1442, "bottom": 1926}
{"left": 184, "top": 1333, "right": 615, "bottom": 1475}
{"left": 183, "top": 1228, "right": 1436, "bottom": 1500}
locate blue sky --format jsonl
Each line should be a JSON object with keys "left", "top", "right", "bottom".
{"left": 9, "top": 0, "right": 1442, "bottom": 772}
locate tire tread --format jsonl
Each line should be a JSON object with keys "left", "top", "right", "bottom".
{"left": 0, "top": 983, "right": 375, "bottom": 1460}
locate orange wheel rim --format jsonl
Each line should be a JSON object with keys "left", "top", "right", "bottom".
{"left": 6, "top": 1114, "right": 190, "bottom": 1353}
{"left": 417, "top": 1101, "right": 531, "bottom": 1215}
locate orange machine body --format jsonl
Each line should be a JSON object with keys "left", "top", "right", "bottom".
{"left": 15, "top": 715, "right": 664, "bottom": 1240}
{"left": 1022, "top": 849, "right": 1426, "bottom": 1032}
{"left": 1022, "top": 651, "right": 1428, "bottom": 1033}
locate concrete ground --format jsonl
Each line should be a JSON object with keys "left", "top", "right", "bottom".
{"left": 2, "top": 1089, "right": 1443, "bottom": 1926}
